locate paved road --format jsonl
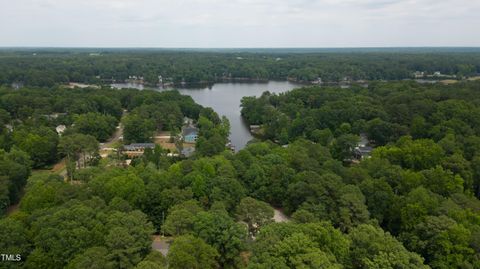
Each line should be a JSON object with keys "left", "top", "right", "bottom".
{"left": 101, "top": 115, "right": 125, "bottom": 150}
{"left": 273, "top": 208, "right": 290, "bottom": 223}
{"left": 152, "top": 236, "right": 172, "bottom": 256}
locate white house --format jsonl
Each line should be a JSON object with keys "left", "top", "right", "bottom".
{"left": 56, "top": 125, "right": 67, "bottom": 135}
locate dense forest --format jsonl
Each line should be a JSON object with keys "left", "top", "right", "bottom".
{"left": 1, "top": 49, "right": 480, "bottom": 87}
{"left": 239, "top": 81, "right": 480, "bottom": 267}
{"left": 0, "top": 86, "right": 230, "bottom": 213}
{"left": 1, "top": 80, "right": 480, "bottom": 268}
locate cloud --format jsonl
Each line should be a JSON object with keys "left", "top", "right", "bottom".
{"left": 0, "top": 0, "right": 479, "bottom": 47}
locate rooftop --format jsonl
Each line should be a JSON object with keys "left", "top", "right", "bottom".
{"left": 182, "top": 126, "right": 198, "bottom": 137}
{"left": 124, "top": 143, "right": 156, "bottom": 151}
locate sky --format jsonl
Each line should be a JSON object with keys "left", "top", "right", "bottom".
{"left": 0, "top": 0, "right": 479, "bottom": 48}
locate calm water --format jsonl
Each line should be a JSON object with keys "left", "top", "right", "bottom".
{"left": 112, "top": 81, "right": 301, "bottom": 151}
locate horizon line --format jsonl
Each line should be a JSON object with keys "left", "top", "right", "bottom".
{"left": 1, "top": 46, "right": 480, "bottom": 49}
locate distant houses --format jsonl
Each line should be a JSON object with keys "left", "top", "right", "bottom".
{"left": 413, "top": 71, "right": 425, "bottom": 78}
{"left": 66, "top": 83, "right": 100, "bottom": 89}
{"left": 413, "top": 71, "right": 457, "bottom": 80}
{"left": 120, "top": 118, "right": 200, "bottom": 162}
{"left": 43, "top": 113, "right": 67, "bottom": 120}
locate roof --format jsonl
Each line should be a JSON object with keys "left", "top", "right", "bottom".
{"left": 358, "top": 133, "right": 369, "bottom": 147}
{"left": 56, "top": 125, "right": 66, "bottom": 134}
{"left": 124, "top": 143, "right": 156, "bottom": 151}
{"left": 355, "top": 146, "right": 373, "bottom": 155}
{"left": 182, "top": 126, "right": 198, "bottom": 137}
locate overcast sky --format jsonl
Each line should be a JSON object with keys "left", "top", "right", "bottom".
{"left": 1, "top": 0, "right": 479, "bottom": 47}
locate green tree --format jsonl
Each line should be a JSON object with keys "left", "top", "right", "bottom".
{"left": 72, "top": 112, "right": 118, "bottom": 142}
{"left": 349, "top": 224, "right": 428, "bottom": 269}
{"left": 89, "top": 169, "right": 146, "bottom": 207}
{"left": 236, "top": 197, "right": 274, "bottom": 238}
{"left": 66, "top": 247, "right": 110, "bottom": 269}
{"left": 337, "top": 185, "right": 370, "bottom": 232}
{"left": 310, "top": 128, "right": 333, "bottom": 146}
{"left": 330, "top": 134, "right": 359, "bottom": 161}
{"left": 12, "top": 126, "right": 58, "bottom": 168}
{"left": 167, "top": 235, "right": 219, "bottom": 269}
{"left": 58, "top": 133, "right": 99, "bottom": 180}
{"left": 400, "top": 215, "right": 475, "bottom": 269}
{"left": 249, "top": 222, "right": 349, "bottom": 268}
{"left": 162, "top": 200, "right": 203, "bottom": 236}
{"left": 105, "top": 211, "right": 155, "bottom": 269}
{"left": 123, "top": 113, "right": 155, "bottom": 143}
{"left": 0, "top": 218, "right": 31, "bottom": 268}
{"left": 421, "top": 166, "right": 464, "bottom": 196}
{"left": 193, "top": 210, "right": 246, "bottom": 268}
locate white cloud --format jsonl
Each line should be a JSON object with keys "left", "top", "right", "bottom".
{"left": 0, "top": 0, "right": 478, "bottom": 47}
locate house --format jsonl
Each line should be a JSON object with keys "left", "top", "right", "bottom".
{"left": 312, "top": 77, "right": 322, "bottom": 85}
{"left": 250, "top": 125, "right": 262, "bottom": 135}
{"left": 354, "top": 133, "right": 373, "bottom": 160}
{"left": 182, "top": 126, "right": 198, "bottom": 143}
{"left": 354, "top": 146, "right": 373, "bottom": 160}
{"left": 158, "top": 75, "right": 163, "bottom": 87}
{"left": 11, "top": 82, "right": 23, "bottom": 90}
{"left": 56, "top": 125, "right": 67, "bottom": 135}
{"left": 183, "top": 117, "right": 194, "bottom": 126}
{"left": 44, "top": 113, "right": 67, "bottom": 120}
{"left": 124, "top": 143, "right": 156, "bottom": 151}
{"left": 413, "top": 71, "right": 425, "bottom": 78}
{"left": 123, "top": 143, "right": 156, "bottom": 157}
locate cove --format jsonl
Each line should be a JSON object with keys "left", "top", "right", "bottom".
{"left": 112, "top": 81, "right": 301, "bottom": 151}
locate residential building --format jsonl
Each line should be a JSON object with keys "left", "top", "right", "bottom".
{"left": 182, "top": 126, "right": 198, "bottom": 143}
{"left": 56, "top": 125, "right": 66, "bottom": 135}
{"left": 413, "top": 71, "right": 425, "bottom": 78}
{"left": 354, "top": 133, "right": 373, "bottom": 160}
{"left": 124, "top": 143, "right": 156, "bottom": 151}
{"left": 123, "top": 143, "right": 156, "bottom": 157}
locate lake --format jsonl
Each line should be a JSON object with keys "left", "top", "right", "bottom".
{"left": 111, "top": 81, "right": 302, "bottom": 151}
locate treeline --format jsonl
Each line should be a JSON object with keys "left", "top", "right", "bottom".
{"left": 0, "top": 86, "right": 206, "bottom": 214}
{"left": 1, "top": 50, "right": 480, "bottom": 87}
